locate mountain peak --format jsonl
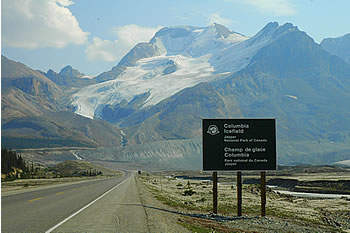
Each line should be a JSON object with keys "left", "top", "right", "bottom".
{"left": 212, "top": 23, "right": 231, "bottom": 38}
{"left": 280, "top": 22, "right": 296, "bottom": 30}
{"left": 273, "top": 22, "right": 298, "bottom": 37}
{"left": 261, "top": 22, "right": 279, "bottom": 32}
{"left": 149, "top": 24, "right": 248, "bottom": 58}
{"left": 152, "top": 24, "right": 244, "bottom": 41}
{"left": 59, "top": 65, "right": 73, "bottom": 74}
{"left": 152, "top": 26, "right": 193, "bottom": 39}
{"left": 46, "top": 69, "right": 56, "bottom": 76}
{"left": 59, "top": 65, "right": 85, "bottom": 78}
{"left": 257, "top": 22, "right": 297, "bottom": 35}
{"left": 249, "top": 22, "right": 298, "bottom": 45}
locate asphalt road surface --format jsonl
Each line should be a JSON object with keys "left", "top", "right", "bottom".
{"left": 51, "top": 171, "right": 150, "bottom": 232}
{"left": 2, "top": 172, "right": 133, "bottom": 233}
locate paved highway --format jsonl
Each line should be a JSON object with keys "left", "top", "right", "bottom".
{"left": 1, "top": 172, "right": 131, "bottom": 233}
{"left": 51, "top": 171, "right": 149, "bottom": 232}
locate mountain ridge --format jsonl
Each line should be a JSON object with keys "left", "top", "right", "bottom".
{"left": 72, "top": 22, "right": 304, "bottom": 120}
{"left": 1, "top": 56, "right": 124, "bottom": 149}
{"left": 42, "top": 65, "right": 94, "bottom": 88}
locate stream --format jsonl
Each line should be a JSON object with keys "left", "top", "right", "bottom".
{"left": 269, "top": 186, "right": 350, "bottom": 199}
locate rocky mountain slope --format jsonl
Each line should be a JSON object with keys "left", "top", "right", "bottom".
{"left": 1, "top": 55, "right": 62, "bottom": 119}
{"left": 42, "top": 65, "right": 95, "bottom": 88}
{"left": 1, "top": 56, "right": 123, "bottom": 148}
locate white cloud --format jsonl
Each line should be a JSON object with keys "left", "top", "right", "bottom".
{"left": 85, "top": 37, "right": 121, "bottom": 62}
{"left": 236, "top": 0, "right": 296, "bottom": 16}
{"left": 208, "top": 13, "right": 232, "bottom": 26}
{"left": 2, "top": 0, "right": 89, "bottom": 49}
{"left": 85, "top": 24, "right": 161, "bottom": 63}
{"left": 113, "top": 24, "right": 161, "bottom": 47}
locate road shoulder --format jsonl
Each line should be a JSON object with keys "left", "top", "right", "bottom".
{"left": 136, "top": 175, "right": 191, "bottom": 233}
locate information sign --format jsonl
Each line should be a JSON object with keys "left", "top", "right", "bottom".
{"left": 203, "top": 119, "right": 276, "bottom": 171}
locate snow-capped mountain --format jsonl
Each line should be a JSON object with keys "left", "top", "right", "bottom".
{"left": 70, "top": 22, "right": 350, "bottom": 167}
{"left": 3, "top": 22, "right": 350, "bottom": 168}
{"left": 72, "top": 22, "right": 298, "bottom": 119}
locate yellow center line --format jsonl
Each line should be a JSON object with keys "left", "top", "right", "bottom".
{"left": 56, "top": 192, "right": 64, "bottom": 195}
{"left": 28, "top": 197, "right": 42, "bottom": 202}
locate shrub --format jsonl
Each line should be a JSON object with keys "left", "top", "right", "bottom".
{"left": 183, "top": 189, "right": 196, "bottom": 196}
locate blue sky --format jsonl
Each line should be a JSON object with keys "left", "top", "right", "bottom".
{"left": 2, "top": 0, "right": 350, "bottom": 76}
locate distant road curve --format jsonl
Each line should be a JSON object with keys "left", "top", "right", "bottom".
{"left": 2, "top": 172, "right": 131, "bottom": 233}
{"left": 18, "top": 147, "right": 93, "bottom": 151}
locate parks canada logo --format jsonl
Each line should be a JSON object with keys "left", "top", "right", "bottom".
{"left": 207, "top": 125, "right": 220, "bottom": 136}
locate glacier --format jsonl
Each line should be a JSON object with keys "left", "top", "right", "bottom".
{"left": 72, "top": 22, "right": 297, "bottom": 119}
{"left": 72, "top": 54, "right": 228, "bottom": 119}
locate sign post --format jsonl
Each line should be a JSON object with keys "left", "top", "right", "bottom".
{"left": 212, "top": 171, "right": 218, "bottom": 214}
{"left": 203, "top": 119, "right": 276, "bottom": 216}
{"left": 261, "top": 171, "right": 266, "bottom": 216}
{"left": 237, "top": 172, "right": 242, "bottom": 216}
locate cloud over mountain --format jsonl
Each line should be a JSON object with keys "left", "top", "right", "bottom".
{"left": 208, "top": 13, "right": 232, "bottom": 26}
{"left": 85, "top": 24, "right": 161, "bottom": 62}
{"left": 2, "top": 0, "right": 89, "bottom": 49}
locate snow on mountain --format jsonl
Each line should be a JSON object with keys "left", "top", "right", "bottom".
{"left": 151, "top": 23, "right": 248, "bottom": 58}
{"left": 72, "top": 22, "right": 298, "bottom": 119}
{"left": 72, "top": 54, "right": 228, "bottom": 119}
{"left": 210, "top": 22, "right": 298, "bottom": 73}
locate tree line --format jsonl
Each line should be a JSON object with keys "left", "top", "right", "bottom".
{"left": 1, "top": 147, "right": 31, "bottom": 179}
{"left": 2, "top": 148, "right": 103, "bottom": 180}
{"left": 80, "top": 169, "right": 103, "bottom": 177}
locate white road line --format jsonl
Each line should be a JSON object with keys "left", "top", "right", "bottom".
{"left": 45, "top": 177, "right": 129, "bottom": 233}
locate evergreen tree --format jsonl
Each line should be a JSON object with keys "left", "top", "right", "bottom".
{"left": 1, "top": 147, "right": 30, "bottom": 179}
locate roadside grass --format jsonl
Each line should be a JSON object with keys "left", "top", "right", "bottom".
{"left": 177, "top": 218, "right": 214, "bottom": 233}
{"left": 179, "top": 216, "right": 248, "bottom": 233}
{"left": 139, "top": 172, "right": 350, "bottom": 232}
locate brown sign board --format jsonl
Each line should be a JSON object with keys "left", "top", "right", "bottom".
{"left": 202, "top": 119, "right": 277, "bottom": 171}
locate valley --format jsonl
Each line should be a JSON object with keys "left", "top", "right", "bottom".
{"left": 2, "top": 21, "right": 350, "bottom": 168}
{"left": 2, "top": 1, "right": 350, "bottom": 232}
